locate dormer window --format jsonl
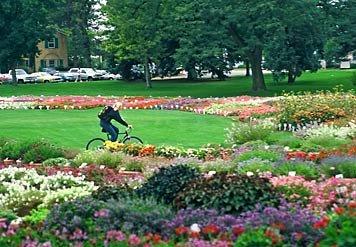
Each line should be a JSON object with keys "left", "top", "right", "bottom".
{"left": 48, "top": 38, "right": 56, "bottom": 48}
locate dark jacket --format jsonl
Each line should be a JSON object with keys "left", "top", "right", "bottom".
{"left": 98, "top": 106, "right": 128, "bottom": 127}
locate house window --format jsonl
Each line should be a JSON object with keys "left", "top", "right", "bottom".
{"left": 40, "top": 60, "right": 47, "bottom": 68}
{"left": 58, "top": 59, "right": 64, "bottom": 67}
{"left": 48, "top": 38, "right": 56, "bottom": 49}
{"left": 49, "top": 60, "right": 55, "bottom": 67}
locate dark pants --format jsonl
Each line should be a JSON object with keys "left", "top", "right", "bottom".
{"left": 100, "top": 120, "right": 119, "bottom": 141}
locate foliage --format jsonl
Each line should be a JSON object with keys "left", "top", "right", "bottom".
{"left": 234, "top": 229, "right": 272, "bottom": 247}
{"left": 226, "top": 122, "right": 274, "bottom": 145}
{"left": 92, "top": 185, "right": 134, "bottom": 201}
{"left": 73, "top": 150, "right": 124, "bottom": 168}
{"left": 273, "top": 161, "right": 320, "bottom": 180}
{"left": 0, "top": 139, "right": 64, "bottom": 163}
{"left": 0, "top": 0, "right": 55, "bottom": 77}
{"left": 23, "top": 208, "right": 50, "bottom": 226}
{"left": 319, "top": 205, "right": 356, "bottom": 247}
{"left": 42, "top": 157, "right": 70, "bottom": 167}
{"left": 235, "top": 150, "right": 281, "bottom": 162}
{"left": 320, "top": 156, "right": 356, "bottom": 178}
{"left": 174, "top": 174, "right": 281, "bottom": 215}
{"left": 137, "top": 165, "right": 200, "bottom": 204}
{"left": 236, "top": 158, "right": 274, "bottom": 175}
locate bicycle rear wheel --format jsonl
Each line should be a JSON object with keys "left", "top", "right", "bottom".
{"left": 86, "top": 138, "right": 105, "bottom": 150}
{"left": 123, "top": 136, "right": 143, "bottom": 145}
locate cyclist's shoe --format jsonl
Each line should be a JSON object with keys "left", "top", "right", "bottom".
{"left": 101, "top": 128, "right": 107, "bottom": 133}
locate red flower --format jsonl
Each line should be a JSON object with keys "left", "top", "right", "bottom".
{"left": 271, "top": 222, "right": 286, "bottom": 231}
{"left": 202, "top": 224, "right": 220, "bottom": 235}
{"left": 334, "top": 207, "right": 344, "bottom": 215}
{"left": 152, "top": 234, "right": 162, "bottom": 244}
{"left": 232, "top": 226, "right": 245, "bottom": 236}
{"left": 348, "top": 201, "right": 356, "bottom": 209}
{"left": 313, "top": 216, "right": 330, "bottom": 229}
{"left": 189, "top": 231, "right": 200, "bottom": 239}
{"left": 175, "top": 226, "right": 189, "bottom": 236}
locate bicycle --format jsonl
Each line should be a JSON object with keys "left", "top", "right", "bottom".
{"left": 86, "top": 128, "right": 143, "bottom": 150}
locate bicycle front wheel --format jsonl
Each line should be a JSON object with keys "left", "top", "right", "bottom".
{"left": 123, "top": 136, "right": 143, "bottom": 145}
{"left": 86, "top": 138, "right": 105, "bottom": 150}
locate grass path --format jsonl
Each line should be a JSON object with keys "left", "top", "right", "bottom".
{"left": 0, "top": 69, "right": 354, "bottom": 98}
{"left": 0, "top": 109, "right": 233, "bottom": 149}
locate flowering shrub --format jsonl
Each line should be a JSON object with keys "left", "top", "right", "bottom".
{"left": 275, "top": 90, "right": 356, "bottom": 126}
{"left": 320, "top": 155, "right": 356, "bottom": 178}
{"left": 0, "top": 167, "right": 97, "bottom": 217}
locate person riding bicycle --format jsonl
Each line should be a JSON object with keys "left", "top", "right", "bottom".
{"left": 98, "top": 102, "right": 132, "bottom": 141}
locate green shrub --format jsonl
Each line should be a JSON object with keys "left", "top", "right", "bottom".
{"left": 23, "top": 141, "right": 63, "bottom": 163}
{"left": 194, "top": 159, "right": 235, "bottom": 173}
{"left": 320, "top": 156, "right": 356, "bottom": 178}
{"left": 226, "top": 122, "right": 274, "bottom": 145}
{"left": 23, "top": 208, "right": 50, "bottom": 226}
{"left": 92, "top": 185, "right": 134, "bottom": 201}
{"left": 236, "top": 150, "right": 281, "bottom": 162}
{"left": 273, "top": 161, "right": 320, "bottom": 180}
{"left": 137, "top": 165, "right": 200, "bottom": 204}
{"left": 234, "top": 229, "right": 273, "bottom": 247}
{"left": 301, "top": 136, "right": 351, "bottom": 151}
{"left": 42, "top": 157, "right": 70, "bottom": 167}
{"left": 94, "top": 151, "right": 124, "bottom": 168}
{"left": 174, "top": 174, "right": 281, "bottom": 215}
{"left": 266, "top": 132, "right": 302, "bottom": 148}
{"left": 237, "top": 158, "right": 274, "bottom": 174}
{"left": 0, "top": 210, "right": 17, "bottom": 222}
{"left": 124, "top": 159, "right": 145, "bottom": 172}
{"left": 0, "top": 140, "right": 21, "bottom": 160}
{"left": 72, "top": 150, "right": 96, "bottom": 166}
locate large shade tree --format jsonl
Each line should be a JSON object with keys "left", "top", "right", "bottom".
{"left": 104, "top": 0, "right": 166, "bottom": 88}
{"left": 0, "top": 0, "right": 56, "bottom": 83}
{"left": 264, "top": 0, "right": 324, "bottom": 83}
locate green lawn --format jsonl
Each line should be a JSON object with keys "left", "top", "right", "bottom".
{"left": 0, "top": 69, "right": 354, "bottom": 98}
{"left": 0, "top": 109, "right": 233, "bottom": 149}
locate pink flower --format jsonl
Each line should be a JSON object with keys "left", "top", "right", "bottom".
{"left": 106, "top": 230, "right": 126, "bottom": 241}
{"left": 94, "top": 209, "right": 110, "bottom": 218}
{"left": 128, "top": 234, "right": 141, "bottom": 246}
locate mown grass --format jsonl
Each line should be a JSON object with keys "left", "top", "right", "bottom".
{"left": 0, "top": 109, "right": 233, "bottom": 149}
{"left": 0, "top": 69, "right": 354, "bottom": 98}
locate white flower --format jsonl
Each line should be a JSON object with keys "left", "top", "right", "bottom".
{"left": 246, "top": 172, "right": 254, "bottom": 177}
{"left": 335, "top": 174, "right": 344, "bottom": 179}
{"left": 190, "top": 223, "right": 201, "bottom": 233}
{"left": 288, "top": 171, "right": 296, "bottom": 177}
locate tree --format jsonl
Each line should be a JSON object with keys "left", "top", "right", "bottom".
{"left": 0, "top": 0, "right": 55, "bottom": 83}
{"left": 52, "top": 0, "right": 99, "bottom": 67}
{"left": 320, "top": 0, "right": 356, "bottom": 64}
{"left": 104, "top": 0, "right": 165, "bottom": 88}
{"left": 264, "top": 0, "right": 323, "bottom": 83}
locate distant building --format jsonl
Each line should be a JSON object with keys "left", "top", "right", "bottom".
{"left": 21, "top": 31, "right": 69, "bottom": 72}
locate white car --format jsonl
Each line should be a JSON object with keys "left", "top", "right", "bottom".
{"left": 31, "top": 72, "right": 62, "bottom": 83}
{"left": 8, "top": 69, "right": 37, "bottom": 83}
{"left": 96, "top": 70, "right": 118, "bottom": 80}
{"left": 68, "top": 68, "right": 101, "bottom": 81}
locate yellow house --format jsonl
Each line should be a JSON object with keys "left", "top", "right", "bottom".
{"left": 34, "top": 31, "right": 69, "bottom": 71}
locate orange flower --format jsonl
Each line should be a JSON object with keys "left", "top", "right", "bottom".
{"left": 175, "top": 226, "right": 189, "bottom": 236}
{"left": 313, "top": 216, "right": 330, "bottom": 229}
{"left": 334, "top": 207, "right": 344, "bottom": 215}
{"left": 202, "top": 224, "right": 220, "bottom": 235}
{"left": 232, "top": 226, "right": 245, "bottom": 236}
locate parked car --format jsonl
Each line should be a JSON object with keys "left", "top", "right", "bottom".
{"left": 8, "top": 69, "right": 37, "bottom": 83}
{"left": 54, "top": 72, "right": 77, "bottom": 82}
{"left": 96, "top": 70, "right": 117, "bottom": 80}
{"left": 31, "top": 72, "right": 62, "bottom": 83}
{"left": 42, "top": 67, "right": 58, "bottom": 75}
{"left": 68, "top": 68, "right": 101, "bottom": 81}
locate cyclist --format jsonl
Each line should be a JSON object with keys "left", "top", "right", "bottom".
{"left": 98, "top": 102, "right": 132, "bottom": 141}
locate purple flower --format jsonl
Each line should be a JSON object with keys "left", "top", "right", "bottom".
{"left": 106, "top": 230, "right": 126, "bottom": 241}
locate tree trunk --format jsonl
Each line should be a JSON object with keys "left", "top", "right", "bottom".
{"left": 144, "top": 57, "right": 152, "bottom": 88}
{"left": 248, "top": 48, "right": 267, "bottom": 91}
{"left": 11, "top": 66, "right": 17, "bottom": 86}
{"left": 245, "top": 60, "right": 250, "bottom": 77}
{"left": 288, "top": 71, "right": 296, "bottom": 84}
